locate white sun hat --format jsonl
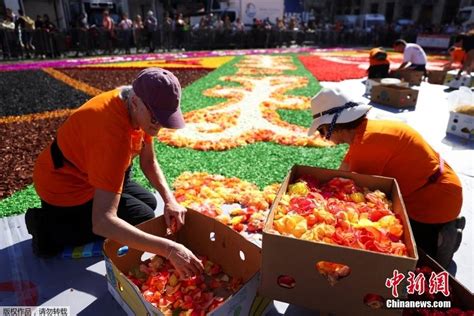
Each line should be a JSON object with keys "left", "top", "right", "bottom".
{"left": 308, "top": 87, "right": 372, "bottom": 136}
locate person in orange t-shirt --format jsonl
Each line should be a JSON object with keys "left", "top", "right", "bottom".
{"left": 28, "top": 68, "right": 203, "bottom": 278}
{"left": 367, "top": 47, "right": 390, "bottom": 79}
{"left": 443, "top": 46, "right": 466, "bottom": 71}
{"left": 308, "top": 88, "right": 465, "bottom": 268}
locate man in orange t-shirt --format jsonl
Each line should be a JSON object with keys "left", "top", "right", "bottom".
{"left": 28, "top": 68, "right": 203, "bottom": 278}
{"left": 308, "top": 88, "right": 465, "bottom": 268}
{"left": 443, "top": 46, "right": 466, "bottom": 71}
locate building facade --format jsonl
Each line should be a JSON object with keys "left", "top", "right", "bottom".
{"left": 308, "top": 0, "right": 462, "bottom": 25}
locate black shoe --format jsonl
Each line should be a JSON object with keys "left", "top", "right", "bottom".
{"left": 436, "top": 217, "right": 465, "bottom": 268}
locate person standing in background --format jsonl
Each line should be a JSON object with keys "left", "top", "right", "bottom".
{"left": 118, "top": 13, "right": 133, "bottom": 54}
{"left": 144, "top": 10, "right": 157, "bottom": 53}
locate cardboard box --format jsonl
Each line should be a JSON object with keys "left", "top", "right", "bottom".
{"left": 260, "top": 165, "right": 418, "bottom": 315}
{"left": 365, "top": 78, "right": 382, "bottom": 96}
{"left": 446, "top": 111, "right": 474, "bottom": 140}
{"left": 427, "top": 70, "right": 447, "bottom": 85}
{"left": 371, "top": 85, "right": 419, "bottom": 108}
{"left": 104, "top": 209, "right": 261, "bottom": 316}
{"left": 415, "top": 249, "right": 474, "bottom": 310}
{"left": 391, "top": 70, "right": 424, "bottom": 86}
{"left": 444, "top": 71, "right": 472, "bottom": 88}
{"left": 365, "top": 79, "right": 409, "bottom": 96}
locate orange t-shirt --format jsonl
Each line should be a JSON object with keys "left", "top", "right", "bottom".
{"left": 33, "top": 89, "right": 152, "bottom": 207}
{"left": 343, "top": 120, "right": 462, "bottom": 223}
{"left": 451, "top": 47, "right": 466, "bottom": 64}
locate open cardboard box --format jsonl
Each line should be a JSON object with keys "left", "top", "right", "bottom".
{"left": 391, "top": 70, "right": 424, "bottom": 86}
{"left": 365, "top": 79, "right": 409, "bottom": 96}
{"left": 103, "top": 209, "right": 261, "bottom": 316}
{"left": 260, "top": 165, "right": 418, "bottom": 315}
{"left": 427, "top": 70, "right": 447, "bottom": 85}
{"left": 371, "top": 85, "right": 418, "bottom": 108}
{"left": 446, "top": 111, "right": 474, "bottom": 140}
{"left": 414, "top": 249, "right": 474, "bottom": 311}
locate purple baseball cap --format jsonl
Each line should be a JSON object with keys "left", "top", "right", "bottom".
{"left": 132, "top": 68, "right": 185, "bottom": 129}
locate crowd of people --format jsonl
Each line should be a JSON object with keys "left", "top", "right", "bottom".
{"left": 0, "top": 8, "right": 60, "bottom": 59}
{"left": 0, "top": 7, "right": 467, "bottom": 60}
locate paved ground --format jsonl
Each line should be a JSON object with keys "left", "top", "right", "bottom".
{"left": 0, "top": 78, "right": 472, "bottom": 315}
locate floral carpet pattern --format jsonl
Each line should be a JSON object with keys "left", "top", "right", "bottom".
{"left": 299, "top": 49, "right": 449, "bottom": 81}
{"left": 0, "top": 49, "right": 366, "bottom": 220}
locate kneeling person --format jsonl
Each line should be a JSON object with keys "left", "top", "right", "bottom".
{"left": 28, "top": 68, "right": 203, "bottom": 278}
{"left": 367, "top": 47, "right": 390, "bottom": 79}
{"left": 308, "top": 88, "right": 465, "bottom": 268}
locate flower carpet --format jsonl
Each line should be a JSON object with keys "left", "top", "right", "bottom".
{"left": 1, "top": 48, "right": 473, "bottom": 315}
{"left": 299, "top": 49, "right": 449, "bottom": 81}
{"left": 1, "top": 50, "right": 353, "bottom": 220}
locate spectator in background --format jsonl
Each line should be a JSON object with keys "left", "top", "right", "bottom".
{"left": 232, "top": 17, "right": 244, "bottom": 48}
{"left": 42, "top": 14, "right": 56, "bottom": 32}
{"left": 5, "top": 8, "right": 16, "bottom": 25}
{"left": 263, "top": 18, "right": 272, "bottom": 48}
{"left": 15, "top": 9, "right": 35, "bottom": 58}
{"left": 162, "top": 12, "right": 172, "bottom": 52}
{"left": 144, "top": 10, "right": 157, "bottom": 53}
{"left": 175, "top": 13, "right": 185, "bottom": 50}
{"left": 199, "top": 15, "right": 209, "bottom": 30}
{"left": 233, "top": 17, "right": 244, "bottom": 32}
{"left": 275, "top": 17, "right": 286, "bottom": 48}
{"left": 393, "top": 39, "right": 427, "bottom": 72}
{"left": 223, "top": 15, "right": 232, "bottom": 31}
{"left": 1, "top": 9, "right": 15, "bottom": 29}
{"left": 35, "top": 15, "right": 43, "bottom": 29}
{"left": 118, "top": 13, "right": 133, "bottom": 54}
{"left": 133, "top": 14, "right": 144, "bottom": 53}
{"left": 0, "top": 8, "right": 16, "bottom": 59}
{"left": 78, "top": 12, "right": 88, "bottom": 29}
{"left": 102, "top": 10, "right": 115, "bottom": 54}
{"left": 75, "top": 12, "right": 89, "bottom": 57}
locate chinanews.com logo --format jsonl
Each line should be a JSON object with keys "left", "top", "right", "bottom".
{"left": 383, "top": 269, "right": 451, "bottom": 310}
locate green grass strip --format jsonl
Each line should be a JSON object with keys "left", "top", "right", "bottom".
{"left": 129, "top": 53, "right": 344, "bottom": 189}
{"left": 180, "top": 56, "right": 242, "bottom": 113}
{"left": 133, "top": 142, "right": 347, "bottom": 190}
{"left": 0, "top": 186, "right": 40, "bottom": 217}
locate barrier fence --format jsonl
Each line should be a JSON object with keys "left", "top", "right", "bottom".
{"left": 0, "top": 26, "right": 438, "bottom": 60}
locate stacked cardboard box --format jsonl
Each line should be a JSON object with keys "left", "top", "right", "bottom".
{"left": 260, "top": 165, "right": 418, "bottom": 316}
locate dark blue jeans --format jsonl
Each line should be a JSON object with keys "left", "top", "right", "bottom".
{"left": 26, "top": 170, "right": 156, "bottom": 256}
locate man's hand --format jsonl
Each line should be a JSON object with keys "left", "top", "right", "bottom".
{"left": 164, "top": 201, "right": 187, "bottom": 232}
{"left": 167, "top": 242, "right": 204, "bottom": 278}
